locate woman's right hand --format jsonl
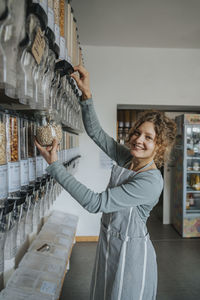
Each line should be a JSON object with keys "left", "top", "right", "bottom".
{"left": 71, "top": 65, "right": 92, "bottom": 100}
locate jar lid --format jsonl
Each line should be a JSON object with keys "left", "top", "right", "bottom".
{"left": 35, "top": 182, "right": 41, "bottom": 191}
{"left": 55, "top": 60, "right": 74, "bottom": 77}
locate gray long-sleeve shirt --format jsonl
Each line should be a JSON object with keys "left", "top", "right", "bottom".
{"left": 46, "top": 98, "right": 163, "bottom": 214}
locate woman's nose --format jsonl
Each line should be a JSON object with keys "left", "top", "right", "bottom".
{"left": 135, "top": 134, "right": 144, "bottom": 143}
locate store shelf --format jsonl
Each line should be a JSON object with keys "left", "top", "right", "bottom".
{"left": 186, "top": 190, "right": 200, "bottom": 193}
{"left": 187, "top": 156, "right": 200, "bottom": 159}
{"left": 187, "top": 170, "right": 200, "bottom": 173}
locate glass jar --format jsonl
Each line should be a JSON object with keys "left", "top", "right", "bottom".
{"left": 6, "top": 113, "right": 21, "bottom": 196}
{"left": 36, "top": 113, "right": 62, "bottom": 147}
{"left": 3, "top": 201, "right": 18, "bottom": 260}
{"left": 0, "top": 111, "right": 8, "bottom": 201}
{"left": 32, "top": 182, "right": 41, "bottom": 234}
{"left": 53, "top": 0, "right": 60, "bottom": 50}
{"left": 0, "top": 0, "right": 26, "bottom": 93}
{"left": 0, "top": 206, "right": 6, "bottom": 276}
{"left": 28, "top": 120, "right": 36, "bottom": 184}
{"left": 14, "top": 192, "right": 27, "bottom": 249}
{"left": 25, "top": 186, "right": 34, "bottom": 236}
{"left": 20, "top": 117, "right": 29, "bottom": 190}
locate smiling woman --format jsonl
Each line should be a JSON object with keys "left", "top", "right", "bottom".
{"left": 128, "top": 111, "right": 177, "bottom": 170}
{"left": 36, "top": 65, "right": 177, "bottom": 300}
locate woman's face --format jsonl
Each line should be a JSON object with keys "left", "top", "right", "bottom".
{"left": 129, "top": 121, "right": 157, "bottom": 161}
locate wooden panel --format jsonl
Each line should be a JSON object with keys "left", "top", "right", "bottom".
{"left": 76, "top": 236, "right": 99, "bottom": 242}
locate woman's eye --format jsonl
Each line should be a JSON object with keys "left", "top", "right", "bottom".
{"left": 146, "top": 136, "right": 153, "bottom": 140}
{"left": 133, "top": 131, "right": 140, "bottom": 136}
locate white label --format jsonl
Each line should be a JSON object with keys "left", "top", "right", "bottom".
{"left": 40, "top": 281, "right": 57, "bottom": 296}
{"left": 59, "top": 36, "right": 66, "bottom": 60}
{"left": 20, "top": 159, "right": 29, "bottom": 186}
{"left": 0, "top": 164, "right": 8, "bottom": 199}
{"left": 54, "top": 24, "right": 60, "bottom": 46}
{"left": 36, "top": 156, "right": 43, "bottom": 178}
{"left": 28, "top": 157, "right": 36, "bottom": 182}
{"left": 8, "top": 162, "right": 20, "bottom": 192}
{"left": 48, "top": 7, "right": 54, "bottom": 31}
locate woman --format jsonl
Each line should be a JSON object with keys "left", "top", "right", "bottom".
{"left": 35, "top": 65, "right": 176, "bottom": 300}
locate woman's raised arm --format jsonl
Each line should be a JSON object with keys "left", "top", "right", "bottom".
{"left": 71, "top": 65, "right": 131, "bottom": 166}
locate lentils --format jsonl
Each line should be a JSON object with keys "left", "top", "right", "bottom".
{"left": 36, "top": 123, "right": 62, "bottom": 146}
{"left": 0, "top": 122, "right": 6, "bottom": 165}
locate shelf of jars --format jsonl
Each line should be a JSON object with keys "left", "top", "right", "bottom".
{"left": 0, "top": 0, "right": 84, "bottom": 291}
{"left": 0, "top": 0, "right": 84, "bottom": 133}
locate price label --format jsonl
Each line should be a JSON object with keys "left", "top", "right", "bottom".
{"left": 0, "top": 164, "right": 8, "bottom": 199}
{"left": 20, "top": 159, "right": 29, "bottom": 186}
{"left": 36, "top": 156, "right": 43, "bottom": 178}
{"left": 8, "top": 162, "right": 20, "bottom": 193}
{"left": 29, "top": 157, "right": 36, "bottom": 182}
{"left": 40, "top": 281, "right": 57, "bottom": 296}
{"left": 32, "top": 27, "right": 46, "bottom": 64}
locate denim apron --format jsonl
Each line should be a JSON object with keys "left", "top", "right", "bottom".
{"left": 90, "top": 161, "right": 157, "bottom": 300}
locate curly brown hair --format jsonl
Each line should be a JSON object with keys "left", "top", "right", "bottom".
{"left": 127, "top": 110, "right": 177, "bottom": 168}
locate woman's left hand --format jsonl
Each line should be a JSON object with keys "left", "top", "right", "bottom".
{"left": 35, "top": 138, "right": 59, "bottom": 165}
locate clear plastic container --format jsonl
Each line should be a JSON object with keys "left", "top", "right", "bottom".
{"left": 20, "top": 117, "right": 29, "bottom": 190}
{"left": 0, "top": 0, "right": 26, "bottom": 93}
{"left": 28, "top": 120, "right": 36, "bottom": 185}
{"left": 0, "top": 287, "right": 52, "bottom": 300}
{"left": 32, "top": 182, "right": 41, "bottom": 234}
{"left": 28, "top": 239, "right": 69, "bottom": 260}
{"left": 0, "top": 206, "right": 6, "bottom": 274}
{"left": 41, "top": 34, "right": 56, "bottom": 110}
{"left": 3, "top": 201, "right": 18, "bottom": 260}
{"left": 36, "top": 113, "right": 62, "bottom": 147}
{"left": 7, "top": 267, "right": 61, "bottom": 299}
{"left": 0, "top": 111, "right": 8, "bottom": 201}
{"left": 25, "top": 186, "right": 34, "bottom": 236}
{"left": 6, "top": 113, "right": 21, "bottom": 196}
{"left": 15, "top": 193, "right": 28, "bottom": 248}
{"left": 19, "top": 251, "right": 65, "bottom": 279}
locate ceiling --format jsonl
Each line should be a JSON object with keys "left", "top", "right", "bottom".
{"left": 72, "top": 0, "right": 200, "bottom": 48}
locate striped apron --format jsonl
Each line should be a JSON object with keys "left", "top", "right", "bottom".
{"left": 90, "top": 162, "right": 157, "bottom": 300}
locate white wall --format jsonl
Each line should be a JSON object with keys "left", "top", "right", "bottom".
{"left": 54, "top": 46, "right": 200, "bottom": 236}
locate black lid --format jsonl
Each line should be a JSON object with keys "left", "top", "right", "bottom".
{"left": 45, "top": 27, "right": 55, "bottom": 50}
{"left": 41, "top": 178, "right": 46, "bottom": 186}
{"left": 0, "top": 5, "right": 8, "bottom": 21}
{"left": 55, "top": 60, "right": 74, "bottom": 77}
{"left": 25, "top": 186, "right": 34, "bottom": 196}
{"left": 35, "top": 182, "right": 41, "bottom": 191}
{"left": 16, "top": 194, "right": 27, "bottom": 206}
{"left": 3, "top": 200, "right": 14, "bottom": 214}
{"left": 53, "top": 43, "right": 60, "bottom": 59}
{"left": 29, "top": 3, "right": 48, "bottom": 31}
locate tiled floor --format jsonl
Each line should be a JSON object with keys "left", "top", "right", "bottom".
{"left": 60, "top": 212, "right": 200, "bottom": 300}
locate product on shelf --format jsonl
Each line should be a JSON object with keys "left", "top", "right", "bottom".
{"left": 36, "top": 115, "right": 62, "bottom": 146}
{"left": 7, "top": 115, "right": 19, "bottom": 162}
{"left": 0, "top": 114, "right": 6, "bottom": 165}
